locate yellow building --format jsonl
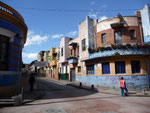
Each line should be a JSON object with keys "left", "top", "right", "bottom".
{"left": 48, "top": 48, "right": 59, "bottom": 79}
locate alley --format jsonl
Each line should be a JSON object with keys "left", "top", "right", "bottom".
{"left": 0, "top": 77, "right": 150, "bottom": 113}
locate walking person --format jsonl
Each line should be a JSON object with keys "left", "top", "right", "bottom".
{"left": 119, "top": 77, "right": 128, "bottom": 96}
{"left": 28, "top": 73, "right": 35, "bottom": 91}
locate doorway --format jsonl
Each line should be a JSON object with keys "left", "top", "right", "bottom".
{"left": 70, "top": 68, "right": 75, "bottom": 82}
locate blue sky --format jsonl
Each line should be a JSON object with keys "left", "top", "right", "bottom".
{"left": 1, "top": 0, "right": 150, "bottom": 64}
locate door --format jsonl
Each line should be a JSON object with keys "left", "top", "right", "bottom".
{"left": 0, "top": 35, "right": 9, "bottom": 70}
{"left": 71, "top": 68, "right": 75, "bottom": 82}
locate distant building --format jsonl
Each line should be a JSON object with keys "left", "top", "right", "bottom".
{"left": 140, "top": 4, "right": 150, "bottom": 44}
{"left": 43, "top": 51, "right": 50, "bottom": 77}
{"left": 59, "top": 37, "right": 72, "bottom": 80}
{"left": 37, "top": 51, "right": 46, "bottom": 77}
{"left": 48, "top": 48, "right": 59, "bottom": 79}
{"left": 0, "top": 1, "right": 28, "bottom": 97}
{"left": 29, "top": 60, "right": 37, "bottom": 74}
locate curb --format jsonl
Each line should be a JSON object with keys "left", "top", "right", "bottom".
{"left": 67, "top": 83, "right": 150, "bottom": 97}
{"left": 67, "top": 83, "right": 99, "bottom": 92}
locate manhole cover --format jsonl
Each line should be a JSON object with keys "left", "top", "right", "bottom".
{"left": 42, "top": 108, "right": 67, "bottom": 113}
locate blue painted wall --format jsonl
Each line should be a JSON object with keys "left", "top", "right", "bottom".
{"left": 76, "top": 75, "right": 147, "bottom": 90}
{"left": 0, "top": 74, "right": 19, "bottom": 87}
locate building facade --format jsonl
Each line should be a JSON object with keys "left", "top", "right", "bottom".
{"left": 0, "top": 2, "right": 28, "bottom": 97}
{"left": 75, "top": 14, "right": 150, "bottom": 90}
{"left": 36, "top": 4, "right": 150, "bottom": 91}
{"left": 48, "top": 48, "right": 59, "bottom": 79}
{"left": 140, "top": 4, "right": 150, "bottom": 44}
{"left": 43, "top": 51, "right": 50, "bottom": 77}
{"left": 37, "top": 51, "right": 45, "bottom": 77}
{"left": 59, "top": 37, "right": 72, "bottom": 80}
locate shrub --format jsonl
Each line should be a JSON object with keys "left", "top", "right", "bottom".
{"left": 114, "top": 52, "right": 120, "bottom": 56}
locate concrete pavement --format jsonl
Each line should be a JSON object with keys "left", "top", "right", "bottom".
{"left": 41, "top": 77, "right": 150, "bottom": 97}
{"left": 0, "top": 76, "right": 46, "bottom": 107}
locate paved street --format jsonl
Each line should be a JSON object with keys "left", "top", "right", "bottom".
{"left": 0, "top": 78, "right": 150, "bottom": 113}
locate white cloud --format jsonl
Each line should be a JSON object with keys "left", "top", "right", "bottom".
{"left": 25, "top": 30, "right": 49, "bottom": 46}
{"left": 22, "top": 53, "right": 38, "bottom": 59}
{"left": 51, "top": 34, "right": 64, "bottom": 39}
{"left": 88, "top": 10, "right": 98, "bottom": 19}
{"left": 51, "top": 31, "right": 77, "bottom": 39}
{"left": 67, "top": 31, "right": 77, "bottom": 37}
{"left": 99, "top": 16, "right": 108, "bottom": 22}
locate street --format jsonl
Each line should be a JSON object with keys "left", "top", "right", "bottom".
{"left": 0, "top": 78, "right": 150, "bottom": 113}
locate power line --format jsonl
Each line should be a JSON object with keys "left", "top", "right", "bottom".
{"left": 15, "top": 7, "right": 140, "bottom": 12}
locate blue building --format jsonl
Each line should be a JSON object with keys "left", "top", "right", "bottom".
{"left": 0, "top": 2, "right": 28, "bottom": 97}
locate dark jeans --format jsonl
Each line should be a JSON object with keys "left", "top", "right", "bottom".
{"left": 120, "top": 88, "right": 128, "bottom": 96}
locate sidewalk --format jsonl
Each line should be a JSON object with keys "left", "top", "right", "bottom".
{"left": 21, "top": 75, "right": 46, "bottom": 104}
{"left": 43, "top": 77, "right": 150, "bottom": 97}
{"left": 0, "top": 75, "right": 46, "bottom": 107}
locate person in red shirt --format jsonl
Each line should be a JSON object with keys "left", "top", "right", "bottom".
{"left": 120, "top": 77, "right": 128, "bottom": 96}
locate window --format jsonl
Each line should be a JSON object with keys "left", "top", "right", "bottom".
{"left": 59, "top": 67, "right": 61, "bottom": 73}
{"left": 86, "top": 64, "right": 94, "bottom": 75}
{"left": 71, "top": 49, "right": 73, "bottom": 55}
{"left": 102, "top": 33, "right": 106, "bottom": 44}
{"left": 74, "top": 48, "right": 76, "bottom": 57}
{"left": 102, "top": 62, "right": 110, "bottom": 74}
{"left": 0, "top": 35, "right": 9, "bottom": 71}
{"left": 115, "top": 61, "right": 126, "bottom": 74}
{"left": 61, "top": 48, "right": 63, "bottom": 56}
{"left": 115, "top": 31, "right": 122, "bottom": 45}
{"left": 130, "top": 30, "right": 135, "bottom": 40}
{"left": 131, "top": 61, "right": 140, "bottom": 73}
{"left": 78, "top": 66, "right": 81, "bottom": 72}
{"left": 66, "top": 66, "right": 68, "bottom": 73}
{"left": 62, "top": 66, "right": 64, "bottom": 73}
{"left": 78, "top": 46, "right": 79, "bottom": 55}
{"left": 82, "top": 39, "right": 86, "bottom": 51}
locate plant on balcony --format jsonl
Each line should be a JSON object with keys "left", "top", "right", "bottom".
{"left": 88, "top": 47, "right": 95, "bottom": 53}
{"left": 97, "top": 47, "right": 105, "bottom": 52}
{"left": 104, "top": 46, "right": 112, "bottom": 51}
{"left": 94, "top": 48, "right": 99, "bottom": 52}
{"left": 114, "top": 52, "right": 120, "bottom": 56}
{"left": 111, "top": 44, "right": 116, "bottom": 49}
{"left": 126, "top": 43, "right": 132, "bottom": 49}
{"left": 141, "top": 43, "right": 150, "bottom": 48}
{"left": 116, "top": 45, "right": 126, "bottom": 49}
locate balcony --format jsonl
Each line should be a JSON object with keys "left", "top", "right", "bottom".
{"left": 68, "top": 57, "right": 78, "bottom": 64}
{"left": 69, "top": 42, "right": 77, "bottom": 47}
{"left": 88, "top": 44, "right": 150, "bottom": 60}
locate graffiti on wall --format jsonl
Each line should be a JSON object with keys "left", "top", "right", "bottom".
{"left": 105, "top": 76, "right": 119, "bottom": 84}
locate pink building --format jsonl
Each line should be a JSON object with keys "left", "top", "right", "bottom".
{"left": 59, "top": 37, "right": 72, "bottom": 80}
